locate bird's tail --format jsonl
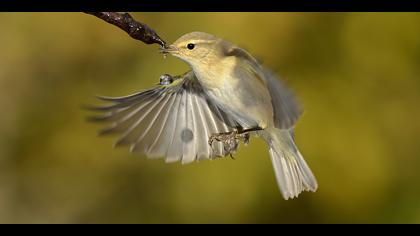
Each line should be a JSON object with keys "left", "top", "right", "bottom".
{"left": 261, "top": 127, "right": 318, "bottom": 200}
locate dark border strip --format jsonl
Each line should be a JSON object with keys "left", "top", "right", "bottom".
{"left": 0, "top": 0, "right": 420, "bottom": 12}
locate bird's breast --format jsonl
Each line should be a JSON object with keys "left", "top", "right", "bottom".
{"left": 194, "top": 69, "right": 273, "bottom": 129}
{"left": 192, "top": 56, "right": 275, "bottom": 128}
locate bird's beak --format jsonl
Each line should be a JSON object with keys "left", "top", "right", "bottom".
{"left": 159, "top": 44, "right": 179, "bottom": 55}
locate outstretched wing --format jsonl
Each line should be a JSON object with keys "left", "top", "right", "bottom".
{"left": 87, "top": 71, "right": 239, "bottom": 164}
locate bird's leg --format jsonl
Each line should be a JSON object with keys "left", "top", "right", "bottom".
{"left": 237, "top": 126, "right": 264, "bottom": 134}
{"left": 236, "top": 127, "right": 263, "bottom": 144}
{"left": 208, "top": 127, "right": 262, "bottom": 157}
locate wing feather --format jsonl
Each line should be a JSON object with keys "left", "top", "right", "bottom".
{"left": 87, "top": 71, "right": 241, "bottom": 163}
{"left": 264, "top": 70, "right": 302, "bottom": 129}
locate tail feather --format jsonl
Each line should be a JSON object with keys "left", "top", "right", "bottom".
{"left": 265, "top": 129, "right": 317, "bottom": 200}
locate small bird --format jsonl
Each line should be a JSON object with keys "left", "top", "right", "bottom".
{"left": 88, "top": 32, "right": 318, "bottom": 200}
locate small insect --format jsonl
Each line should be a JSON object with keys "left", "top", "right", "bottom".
{"left": 159, "top": 74, "right": 174, "bottom": 85}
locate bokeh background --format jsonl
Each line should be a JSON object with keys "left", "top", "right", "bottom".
{"left": 0, "top": 12, "right": 419, "bottom": 223}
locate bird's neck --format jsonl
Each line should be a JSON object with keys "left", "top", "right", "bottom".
{"left": 190, "top": 56, "right": 236, "bottom": 90}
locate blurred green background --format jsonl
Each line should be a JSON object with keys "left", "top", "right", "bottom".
{"left": 0, "top": 12, "right": 419, "bottom": 223}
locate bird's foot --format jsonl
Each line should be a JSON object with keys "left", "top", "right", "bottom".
{"left": 208, "top": 130, "right": 250, "bottom": 158}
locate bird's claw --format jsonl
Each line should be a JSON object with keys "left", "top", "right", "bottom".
{"left": 208, "top": 130, "right": 250, "bottom": 158}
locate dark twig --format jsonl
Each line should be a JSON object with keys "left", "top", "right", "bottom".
{"left": 84, "top": 12, "right": 167, "bottom": 48}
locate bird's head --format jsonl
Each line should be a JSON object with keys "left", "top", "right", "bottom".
{"left": 160, "top": 32, "right": 227, "bottom": 68}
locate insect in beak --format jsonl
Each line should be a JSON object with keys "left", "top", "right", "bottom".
{"left": 159, "top": 45, "right": 178, "bottom": 59}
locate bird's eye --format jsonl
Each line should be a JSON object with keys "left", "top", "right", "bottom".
{"left": 187, "top": 43, "right": 195, "bottom": 50}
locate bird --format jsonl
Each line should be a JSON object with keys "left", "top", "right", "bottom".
{"left": 87, "top": 31, "right": 318, "bottom": 200}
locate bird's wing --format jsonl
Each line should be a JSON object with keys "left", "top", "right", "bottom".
{"left": 87, "top": 71, "right": 239, "bottom": 164}
{"left": 264, "top": 70, "right": 303, "bottom": 129}
{"left": 226, "top": 46, "right": 302, "bottom": 129}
